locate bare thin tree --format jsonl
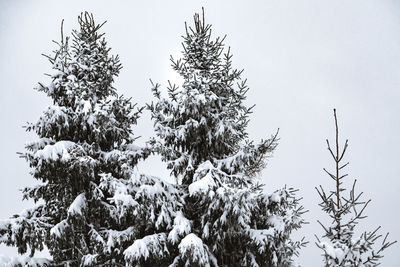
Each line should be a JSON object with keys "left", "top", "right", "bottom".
{"left": 315, "top": 109, "right": 396, "bottom": 266}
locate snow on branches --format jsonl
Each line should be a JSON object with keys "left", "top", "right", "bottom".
{"left": 315, "top": 109, "right": 396, "bottom": 266}
{"left": 0, "top": 12, "right": 148, "bottom": 266}
{"left": 1, "top": 9, "right": 307, "bottom": 267}
{"left": 148, "top": 8, "right": 306, "bottom": 267}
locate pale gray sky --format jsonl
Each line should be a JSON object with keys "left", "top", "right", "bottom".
{"left": 0, "top": 0, "right": 399, "bottom": 265}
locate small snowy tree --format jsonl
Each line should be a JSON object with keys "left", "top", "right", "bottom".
{"left": 0, "top": 13, "right": 152, "bottom": 266}
{"left": 146, "top": 9, "right": 306, "bottom": 267}
{"left": 315, "top": 109, "right": 396, "bottom": 266}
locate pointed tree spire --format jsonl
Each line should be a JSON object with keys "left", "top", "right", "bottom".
{"left": 316, "top": 109, "right": 396, "bottom": 266}
{"left": 150, "top": 8, "right": 278, "bottom": 186}
{"left": 0, "top": 12, "right": 148, "bottom": 266}
{"left": 148, "top": 9, "right": 306, "bottom": 267}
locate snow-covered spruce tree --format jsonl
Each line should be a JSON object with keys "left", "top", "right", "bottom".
{"left": 142, "top": 9, "right": 306, "bottom": 267}
{"left": 315, "top": 109, "right": 396, "bottom": 266}
{"left": 0, "top": 12, "right": 165, "bottom": 266}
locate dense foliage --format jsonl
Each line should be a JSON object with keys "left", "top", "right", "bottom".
{"left": 0, "top": 11, "right": 306, "bottom": 267}
{"left": 0, "top": 12, "right": 152, "bottom": 266}
{"left": 146, "top": 9, "right": 306, "bottom": 267}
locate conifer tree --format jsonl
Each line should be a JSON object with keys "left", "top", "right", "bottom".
{"left": 315, "top": 109, "right": 396, "bottom": 266}
{"left": 0, "top": 10, "right": 306, "bottom": 267}
{"left": 144, "top": 9, "right": 306, "bottom": 267}
{"left": 0, "top": 13, "right": 155, "bottom": 266}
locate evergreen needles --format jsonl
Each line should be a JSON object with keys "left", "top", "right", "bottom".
{"left": 315, "top": 109, "right": 396, "bottom": 266}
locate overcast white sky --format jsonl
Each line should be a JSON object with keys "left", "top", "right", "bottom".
{"left": 0, "top": 0, "right": 399, "bottom": 265}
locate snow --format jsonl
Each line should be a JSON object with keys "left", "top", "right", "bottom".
{"left": 81, "top": 254, "right": 98, "bottom": 266}
{"left": 42, "top": 105, "right": 69, "bottom": 125}
{"left": 25, "top": 138, "right": 53, "bottom": 152}
{"left": 67, "top": 193, "right": 87, "bottom": 217}
{"left": 35, "top": 141, "right": 76, "bottom": 161}
{"left": 168, "top": 211, "right": 191, "bottom": 244}
{"left": 270, "top": 191, "right": 282, "bottom": 203}
{"left": 103, "top": 148, "right": 142, "bottom": 163}
{"left": 247, "top": 229, "right": 275, "bottom": 252}
{"left": 49, "top": 69, "right": 64, "bottom": 78}
{"left": 178, "top": 233, "right": 210, "bottom": 266}
{"left": 202, "top": 223, "right": 210, "bottom": 239}
{"left": 89, "top": 228, "right": 105, "bottom": 246}
{"left": 82, "top": 100, "right": 92, "bottom": 114}
{"left": 124, "top": 233, "right": 168, "bottom": 262}
{"left": 66, "top": 74, "right": 77, "bottom": 83}
{"left": 137, "top": 181, "right": 165, "bottom": 197}
{"left": 0, "top": 220, "right": 9, "bottom": 231}
{"left": 267, "top": 215, "right": 285, "bottom": 233}
{"left": 125, "top": 238, "right": 151, "bottom": 260}
{"left": 50, "top": 219, "right": 68, "bottom": 238}
{"left": 189, "top": 171, "right": 216, "bottom": 196}
{"left": 100, "top": 174, "right": 137, "bottom": 213}
{"left": 104, "top": 227, "right": 133, "bottom": 252}
{"left": 0, "top": 255, "right": 51, "bottom": 267}
{"left": 0, "top": 10, "right": 307, "bottom": 266}
{"left": 318, "top": 241, "right": 346, "bottom": 263}
{"left": 155, "top": 206, "right": 173, "bottom": 229}
{"left": 109, "top": 191, "right": 137, "bottom": 210}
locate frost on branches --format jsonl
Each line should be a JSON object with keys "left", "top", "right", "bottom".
{"left": 315, "top": 109, "right": 396, "bottom": 267}
{"left": 0, "top": 12, "right": 165, "bottom": 266}
{"left": 148, "top": 9, "right": 306, "bottom": 267}
{"left": 0, "top": 10, "right": 305, "bottom": 267}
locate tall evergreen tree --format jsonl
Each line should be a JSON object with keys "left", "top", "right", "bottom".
{"left": 315, "top": 109, "right": 396, "bottom": 266}
{"left": 143, "top": 9, "right": 306, "bottom": 267}
{"left": 0, "top": 13, "right": 153, "bottom": 266}
{"left": 0, "top": 10, "right": 306, "bottom": 267}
